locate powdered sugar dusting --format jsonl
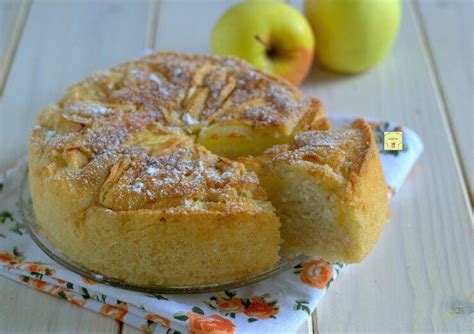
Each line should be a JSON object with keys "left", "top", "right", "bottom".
{"left": 132, "top": 182, "right": 144, "bottom": 193}
{"left": 295, "top": 129, "right": 360, "bottom": 148}
{"left": 182, "top": 112, "right": 199, "bottom": 126}
{"left": 45, "top": 130, "right": 56, "bottom": 138}
{"left": 268, "top": 127, "right": 365, "bottom": 179}
{"left": 146, "top": 166, "right": 159, "bottom": 175}
{"left": 30, "top": 52, "right": 317, "bottom": 212}
{"left": 66, "top": 102, "right": 109, "bottom": 116}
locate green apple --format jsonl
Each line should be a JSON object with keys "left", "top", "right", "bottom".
{"left": 211, "top": 0, "right": 315, "bottom": 85}
{"left": 304, "top": 0, "right": 401, "bottom": 74}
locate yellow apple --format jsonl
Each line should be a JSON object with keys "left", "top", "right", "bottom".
{"left": 211, "top": 0, "right": 315, "bottom": 85}
{"left": 304, "top": 0, "right": 401, "bottom": 74}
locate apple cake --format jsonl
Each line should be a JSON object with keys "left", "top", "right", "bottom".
{"left": 239, "top": 119, "right": 389, "bottom": 263}
{"left": 29, "top": 52, "right": 387, "bottom": 286}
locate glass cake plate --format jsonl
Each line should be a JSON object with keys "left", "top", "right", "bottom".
{"left": 18, "top": 170, "right": 305, "bottom": 294}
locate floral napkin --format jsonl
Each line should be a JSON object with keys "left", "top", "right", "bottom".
{"left": 0, "top": 116, "right": 422, "bottom": 334}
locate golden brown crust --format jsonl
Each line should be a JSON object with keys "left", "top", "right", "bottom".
{"left": 60, "top": 52, "right": 326, "bottom": 130}
{"left": 343, "top": 119, "right": 389, "bottom": 261}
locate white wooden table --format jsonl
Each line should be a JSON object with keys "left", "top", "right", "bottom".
{"left": 0, "top": 0, "right": 472, "bottom": 332}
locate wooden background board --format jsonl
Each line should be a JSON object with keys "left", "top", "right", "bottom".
{"left": 0, "top": 1, "right": 20, "bottom": 63}
{"left": 0, "top": 0, "right": 472, "bottom": 333}
{"left": 416, "top": 0, "right": 474, "bottom": 201}
{"left": 0, "top": 0, "right": 28, "bottom": 95}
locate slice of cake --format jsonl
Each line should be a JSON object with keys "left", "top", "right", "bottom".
{"left": 240, "top": 119, "right": 389, "bottom": 263}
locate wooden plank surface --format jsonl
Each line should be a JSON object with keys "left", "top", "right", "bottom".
{"left": 0, "top": 0, "right": 152, "bottom": 332}
{"left": 0, "top": 0, "right": 29, "bottom": 95}
{"left": 0, "top": 276, "right": 119, "bottom": 334}
{"left": 153, "top": 0, "right": 238, "bottom": 53}
{"left": 0, "top": 0, "right": 21, "bottom": 60}
{"left": 416, "top": 0, "right": 474, "bottom": 200}
{"left": 303, "top": 3, "right": 472, "bottom": 332}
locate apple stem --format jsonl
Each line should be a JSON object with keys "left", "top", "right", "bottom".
{"left": 255, "top": 35, "right": 272, "bottom": 52}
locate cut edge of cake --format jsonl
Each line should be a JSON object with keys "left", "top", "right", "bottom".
{"left": 240, "top": 118, "right": 389, "bottom": 263}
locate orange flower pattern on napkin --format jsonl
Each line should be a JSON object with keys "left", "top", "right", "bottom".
{"left": 187, "top": 312, "right": 235, "bottom": 334}
{"left": 298, "top": 259, "right": 333, "bottom": 289}
{"left": 205, "top": 290, "right": 279, "bottom": 322}
{"left": 100, "top": 304, "right": 128, "bottom": 321}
